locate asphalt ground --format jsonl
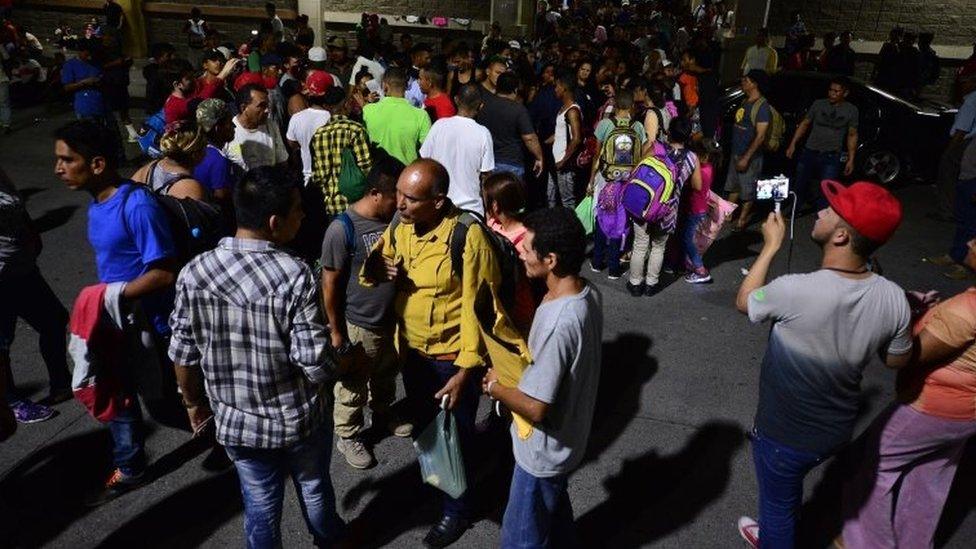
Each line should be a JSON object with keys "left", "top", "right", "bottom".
{"left": 0, "top": 105, "right": 974, "bottom": 548}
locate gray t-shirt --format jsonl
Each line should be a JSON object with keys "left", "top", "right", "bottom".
{"left": 320, "top": 208, "right": 395, "bottom": 330}
{"left": 477, "top": 93, "right": 535, "bottom": 166}
{"left": 748, "top": 270, "right": 912, "bottom": 455}
{"left": 804, "top": 98, "right": 859, "bottom": 152}
{"left": 513, "top": 283, "right": 603, "bottom": 478}
{"left": 0, "top": 170, "right": 36, "bottom": 282}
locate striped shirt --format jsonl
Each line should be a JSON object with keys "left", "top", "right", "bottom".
{"left": 168, "top": 237, "right": 335, "bottom": 449}
{"left": 309, "top": 114, "right": 372, "bottom": 215}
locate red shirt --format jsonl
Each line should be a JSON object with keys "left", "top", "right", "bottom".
{"left": 163, "top": 94, "right": 191, "bottom": 125}
{"left": 424, "top": 93, "right": 456, "bottom": 122}
{"left": 194, "top": 76, "right": 225, "bottom": 100}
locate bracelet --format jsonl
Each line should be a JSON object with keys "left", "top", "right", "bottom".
{"left": 486, "top": 379, "right": 498, "bottom": 397}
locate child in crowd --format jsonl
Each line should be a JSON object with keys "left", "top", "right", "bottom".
{"left": 484, "top": 172, "right": 536, "bottom": 335}
{"left": 682, "top": 139, "right": 718, "bottom": 284}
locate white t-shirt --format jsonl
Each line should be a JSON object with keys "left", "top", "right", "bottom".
{"left": 286, "top": 108, "right": 332, "bottom": 184}
{"left": 348, "top": 55, "right": 385, "bottom": 88}
{"left": 419, "top": 116, "right": 495, "bottom": 215}
{"left": 742, "top": 45, "right": 773, "bottom": 73}
{"left": 224, "top": 116, "right": 290, "bottom": 171}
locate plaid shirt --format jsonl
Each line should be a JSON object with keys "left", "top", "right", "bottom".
{"left": 168, "top": 238, "right": 335, "bottom": 449}
{"left": 310, "top": 114, "right": 372, "bottom": 215}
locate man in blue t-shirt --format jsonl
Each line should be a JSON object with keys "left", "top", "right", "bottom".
{"left": 61, "top": 39, "right": 107, "bottom": 120}
{"left": 725, "top": 69, "right": 771, "bottom": 232}
{"left": 54, "top": 120, "right": 177, "bottom": 505}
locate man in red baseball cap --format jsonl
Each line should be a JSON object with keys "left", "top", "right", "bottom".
{"left": 732, "top": 180, "right": 914, "bottom": 548}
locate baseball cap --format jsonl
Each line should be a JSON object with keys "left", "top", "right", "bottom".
{"left": 308, "top": 46, "right": 327, "bottom": 62}
{"left": 196, "top": 99, "right": 230, "bottom": 132}
{"left": 508, "top": 40, "right": 522, "bottom": 50}
{"left": 202, "top": 48, "right": 226, "bottom": 63}
{"left": 216, "top": 46, "right": 234, "bottom": 61}
{"left": 233, "top": 71, "right": 265, "bottom": 91}
{"left": 326, "top": 36, "right": 348, "bottom": 50}
{"left": 821, "top": 180, "right": 903, "bottom": 245}
{"left": 303, "top": 71, "right": 334, "bottom": 96}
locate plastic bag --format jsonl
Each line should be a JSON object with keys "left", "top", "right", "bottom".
{"left": 413, "top": 400, "right": 467, "bottom": 499}
{"left": 575, "top": 195, "right": 595, "bottom": 236}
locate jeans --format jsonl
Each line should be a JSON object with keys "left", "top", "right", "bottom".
{"left": 949, "top": 177, "right": 976, "bottom": 264}
{"left": 402, "top": 349, "right": 480, "bottom": 519}
{"left": 225, "top": 426, "right": 345, "bottom": 549}
{"left": 333, "top": 322, "right": 398, "bottom": 438}
{"left": 108, "top": 398, "right": 146, "bottom": 476}
{"left": 682, "top": 213, "right": 708, "bottom": 271}
{"left": 591, "top": 222, "right": 622, "bottom": 274}
{"left": 500, "top": 464, "right": 579, "bottom": 549}
{"left": 0, "top": 267, "right": 71, "bottom": 401}
{"left": 751, "top": 428, "right": 826, "bottom": 549}
{"left": 547, "top": 169, "right": 576, "bottom": 208}
{"left": 629, "top": 221, "right": 670, "bottom": 286}
{"left": 793, "top": 148, "right": 841, "bottom": 211}
{"left": 0, "top": 81, "right": 10, "bottom": 127}
{"left": 937, "top": 138, "right": 971, "bottom": 218}
{"left": 494, "top": 162, "right": 526, "bottom": 180}
{"left": 841, "top": 403, "right": 976, "bottom": 549}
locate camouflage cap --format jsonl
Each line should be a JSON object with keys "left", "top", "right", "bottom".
{"left": 196, "top": 98, "right": 230, "bottom": 133}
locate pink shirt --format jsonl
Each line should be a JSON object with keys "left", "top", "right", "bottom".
{"left": 687, "top": 162, "right": 713, "bottom": 215}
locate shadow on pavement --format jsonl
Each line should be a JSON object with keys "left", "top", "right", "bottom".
{"left": 32, "top": 205, "right": 79, "bottom": 234}
{"left": 577, "top": 421, "right": 745, "bottom": 547}
{"left": 704, "top": 230, "right": 762, "bottom": 270}
{"left": 0, "top": 430, "right": 113, "bottom": 547}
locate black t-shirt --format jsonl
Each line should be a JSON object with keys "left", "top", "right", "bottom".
{"left": 477, "top": 93, "right": 535, "bottom": 165}
{"left": 104, "top": 2, "right": 123, "bottom": 29}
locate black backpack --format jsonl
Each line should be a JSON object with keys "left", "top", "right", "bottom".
{"left": 121, "top": 178, "right": 226, "bottom": 264}
{"left": 389, "top": 210, "right": 521, "bottom": 316}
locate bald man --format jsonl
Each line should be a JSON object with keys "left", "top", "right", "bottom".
{"left": 361, "top": 159, "right": 529, "bottom": 547}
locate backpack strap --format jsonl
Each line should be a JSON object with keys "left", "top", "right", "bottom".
{"left": 449, "top": 210, "right": 483, "bottom": 281}
{"left": 749, "top": 97, "right": 768, "bottom": 126}
{"left": 336, "top": 211, "right": 355, "bottom": 257}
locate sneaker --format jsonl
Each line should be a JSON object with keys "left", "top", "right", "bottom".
{"left": 85, "top": 468, "right": 147, "bottom": 507}
{"left": 10, "top": 399, "right": 56, "bottom": 424}
{"left": 607, "top": 269, "right": 622, "bottom": 280}
{"left": 125, "top": 124, "right": 140, "bottom": 143}
{"left": 625, "top": 281, "right": 644, "bottom": 296}
{"left": 590, "top": 261, "right": 606, "bottom": 273}
{"left": 337, "top": 437, "right": 375, "bottom": 469}
{"left": 737, "top": 516, "right": 759, "bottom": 548}
{"left": 644, "top": 283, "right": 661, "bottom": 297}
{"left": 386, "top": 417, "right": 413, "bottom": 438}
{"left": 685, "top": 271, "right": 713, "bottom": 284}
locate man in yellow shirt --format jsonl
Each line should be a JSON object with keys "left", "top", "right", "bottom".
{"left": 362, "top": 158, "right": 528, "bottom": 547}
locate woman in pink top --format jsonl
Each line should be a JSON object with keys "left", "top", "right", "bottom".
{"left": 483, "top": 173, "right": 537, "bottom": 336}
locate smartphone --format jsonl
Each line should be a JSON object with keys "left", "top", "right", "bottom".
{"left": 757, "top": 176, "right": 789, "bottom": 201}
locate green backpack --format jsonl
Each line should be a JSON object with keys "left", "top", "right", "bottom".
{"left": 337, "top": 148, "right": 367, "bottom": 202}
{"left": 599, "top": 116, "right": 641, "bottom": 181}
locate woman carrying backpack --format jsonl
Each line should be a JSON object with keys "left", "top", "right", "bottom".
{"left": 628, "top": 118, "right": 699, "bottom": 297}
{"left": 131, "top": 122, "right": 210, "bottom": 202}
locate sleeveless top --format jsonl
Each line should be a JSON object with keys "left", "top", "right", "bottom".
{"left": 552, "top": 103, "right": 580, "bottom": 163}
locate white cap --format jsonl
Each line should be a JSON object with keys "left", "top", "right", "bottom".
{"left": 216, "top": 46, "right": 233, "bottom": 61}
{"left": 308, "top": 46, "right": 327, "bottom": 62}
{"left": 662, "top": 59, "right": 672, "bottom": 67}
{"left": 508, "top": 40, "right": 522, "bottom": 50}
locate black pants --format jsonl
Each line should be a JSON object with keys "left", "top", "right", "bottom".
{"left": 0, "top": 267, "right": 71, "bottom": 401}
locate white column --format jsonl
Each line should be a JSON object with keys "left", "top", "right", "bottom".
{"left": 297, "top": 0, "right": 323, "bottom": 46}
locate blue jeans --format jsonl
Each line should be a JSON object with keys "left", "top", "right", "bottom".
{"left": 225, "top": 426, "right": 344, "bottom": 549}
{"left": 950, "top": 177, "right": 976, "bottom": 264}
{"left": 108, "top": 398, "right": 146, "bottom": 476}
{"left": 682, "top": 212, "right": 707, "bottom": 270}
{"left": 402, "top": 349, "right": 480, "bottom": 519}
{"left": 793, "top": 148, "right": 841, "bottom": 212}
{"left": 494, "top": 162, "right": 526, "bottom": 180}
{"left": 591, "top": 222, "right": 622, "bottom": 274}
{"left": 751, "top": 428, "right": 826, "bottom": 549}
{"left": 501, "top": 463, "right": 578, "bottom": 549}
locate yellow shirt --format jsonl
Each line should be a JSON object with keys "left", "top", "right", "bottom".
{"left": 361, "top": 210, "right": 530, "bottom": 375}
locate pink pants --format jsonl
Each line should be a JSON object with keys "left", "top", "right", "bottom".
{"left": 841, "top": 403, "right": 976, "bottom": 548}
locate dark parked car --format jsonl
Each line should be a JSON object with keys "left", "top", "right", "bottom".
{"left": 717, "top": 71, "right": 957, "bottom": 187}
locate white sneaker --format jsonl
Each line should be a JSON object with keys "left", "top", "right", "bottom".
{"left": 737, "top": 516, "right": 759, "bottom": 548}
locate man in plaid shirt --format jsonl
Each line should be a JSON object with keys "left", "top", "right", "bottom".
{"left": 168, "top": 166, "right": 344, "bottom": 547}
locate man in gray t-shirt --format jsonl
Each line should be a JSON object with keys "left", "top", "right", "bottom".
{"left": 734, "top": 179, "right": 911, "bottom": 547}
{"left": 483, "top": 208, "right": 602, "bottom": 547}
{"left": 786, "top": 77, "right": 860, "bottom": 211}
{"left": 319, "top": 153, "right": 408, "bottom": 469}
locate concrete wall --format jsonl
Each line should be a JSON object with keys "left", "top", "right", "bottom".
{"left": 325, "top": 1, "right": 489, "bottom": 22}
{"left": 767, "top": 0, "right": 975, "bottom": 45}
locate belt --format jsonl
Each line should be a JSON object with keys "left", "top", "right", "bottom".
{"left": 414, "top": 350, "right": 458, "bottom": 362}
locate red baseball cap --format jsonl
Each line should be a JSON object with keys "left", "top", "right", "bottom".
{"left": 820, "top": 180, "right": 902, "bottom": 245}
{"left": 233, "top": 71, "right": 265, "bottom": 92}
{"left": 303, "top": 70, "right": 334, "bottom": 96}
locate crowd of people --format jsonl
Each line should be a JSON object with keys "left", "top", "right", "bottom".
{"left": 2, "top": 1, "right": 976, "bottom": 548}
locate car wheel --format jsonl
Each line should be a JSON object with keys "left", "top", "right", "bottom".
{"left": 860, "top": 149, "right": 901, "bottom": 186}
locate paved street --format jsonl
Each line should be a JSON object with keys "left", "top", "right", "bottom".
{"left": 0, "top": 106, "right": 974, "bottom": 548}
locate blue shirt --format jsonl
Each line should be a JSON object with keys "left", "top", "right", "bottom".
{"left": 61, "top": 58, "right": 106, "bottom": 117}
{"left": 88, "top": 183, "right": 176, "bottom": 333}
{"left": 951, "top": 91, "right": 976, "bottom": 139}
{"left": 732, "top": 97, "right": 772, "bottom": 156}
{"left": 193, "top": 145, "right": 235, "bottom": 194}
